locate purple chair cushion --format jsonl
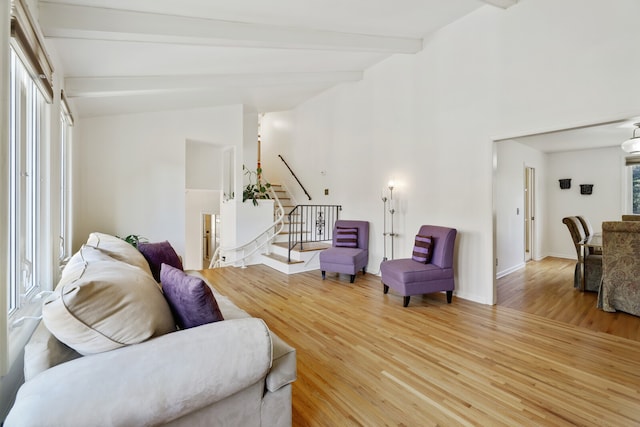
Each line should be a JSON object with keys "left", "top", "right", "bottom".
{"left": 138, "top": 241, "right": 183, "bottom": 282}
{"left": 335, "top": 227, "right": 358, "bottom": 248}
{"left": 412, "top": 235, "right": 433, "bottom": 263}
{"left": 380, "top": 258, "right": 452, "bottom": 284}
{"left": 320, "top": 247, "right": 367, "bottom": 265}
{"left": 160, "top": 264, "right": 224, "bottom": 329}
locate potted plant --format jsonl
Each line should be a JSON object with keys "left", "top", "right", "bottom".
{"left": 242, "top": 166, "right": 272, "bottom": 206}
{"left": 118, "top": 234, "right": 148, "bottom": 248}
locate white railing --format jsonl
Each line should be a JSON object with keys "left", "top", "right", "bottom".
{"left": 208, "top": 186, "right": 285, "bottom": 269}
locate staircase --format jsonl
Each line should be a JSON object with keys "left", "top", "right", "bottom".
{"left": 261, "top": 184, "right": 330, "bottom": 274}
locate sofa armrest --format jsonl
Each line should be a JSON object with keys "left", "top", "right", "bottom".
{"left": 5, "top": 318, "right": 272, "bottom": 427}
{"left": 266, "top": 332, "right": 297, "bottom": 392}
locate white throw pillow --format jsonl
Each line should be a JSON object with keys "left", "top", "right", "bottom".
{"left": 86, "top": 232, "right": 153, "bottom": 276}
{"left": 43, "top": 245, "right": 176, "bottom": 355}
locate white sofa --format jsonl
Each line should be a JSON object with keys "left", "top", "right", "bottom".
{"left": 5, "top": 233, "right": 296, "bottom": 426}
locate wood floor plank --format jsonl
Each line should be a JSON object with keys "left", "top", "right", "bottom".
{"left": 199, "top": 258, "right": 640, "bottom": 426}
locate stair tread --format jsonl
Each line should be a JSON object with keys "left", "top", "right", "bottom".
{"left": 272, "top": 241, "right": 331, "bottom": 252}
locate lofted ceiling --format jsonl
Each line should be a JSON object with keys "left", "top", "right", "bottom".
{"left": 36, "top": 0, "right": 515, "bottom": 118}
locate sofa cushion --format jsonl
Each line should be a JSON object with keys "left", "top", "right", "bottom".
{"left": 412, "top": 235, "right": 433, "bottom": 264}
{"left": 161, "top": 264, "right": 224, "bottom": 329}
{"left": 138, "top": 240, "right": 183, "bottom": 282}
{"left": 335, "top": 227, "right": 358, "bottom": 248}
{"left": 42, "top": 245, "right": 176, "bottom": 355}
{"left": 85, "top": 232, "right": 153, "bottom": 277}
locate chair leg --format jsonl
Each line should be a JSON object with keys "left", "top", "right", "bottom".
{"left": 446, "top": 290, "right": 452, "bottom": 303}
{"left": 383, "top": 284, "right": 389, "bottom": 294}
{"left": 403, "top": 296, "right": 410, "bottom": 307}
{"left": 362, "top": 267, "right": 366, "bottom": 274}
{"left": 350, "top": 275, "right": 355, "bottom": 283}
{"left": 321, "top": 271, "right": 326, "bottom": 280}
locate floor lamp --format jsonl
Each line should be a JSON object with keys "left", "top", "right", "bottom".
{"left": 381, "top": 181, "right": 396, "bottom": 261}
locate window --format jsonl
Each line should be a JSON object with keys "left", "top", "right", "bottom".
{"left": 2, "top": 0, "right": 57, "bottom": 376}
{"left": 60, "top": 93, "right": 73, "bottom": 264}
{"left": 625, "top": 156, "right": 640, "bottom": 214}
{"left": 8, "top": 46, "right": 43, "bottom": 315}
{"left": 631, "top": 164, "right": 640, "bottom": 214}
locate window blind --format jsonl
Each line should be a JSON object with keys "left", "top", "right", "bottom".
{"left": 625, "top": 156, "right": 640, "bottom": 166}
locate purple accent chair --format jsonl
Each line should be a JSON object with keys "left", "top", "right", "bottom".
{"left": 319, "top": 220, "right": 369, "bottom": 283}
{"left": 380, "top": 225, "right": 457, "bottom": 307}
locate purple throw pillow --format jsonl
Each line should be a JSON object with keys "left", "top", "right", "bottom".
{"left": 412, "top": 235, "right": 433, "bottom": 263}
{"left": 138, "top": 241, "right": 183, "bottom": 282}
{"left": 335, "top": 227, "right": 358, "bottom": 248}
{"left": 160, "top": 264, "right": 224, "bottom": 329}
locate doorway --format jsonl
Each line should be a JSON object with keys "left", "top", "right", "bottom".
{"left": 202, "top": 213, "right": 219, "bottom": 268}
{"left": 524, "top": 166, "right": 535, "bottom": 262}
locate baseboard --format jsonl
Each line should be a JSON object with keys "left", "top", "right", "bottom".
{"left": 453, "top": 289, "right": 493, "bottom": 305}
{"left": 545, "top": 252, "right": 576, "bottom": 260}
{"left": 496, "top": 262, "right": 525, "bottom": 279}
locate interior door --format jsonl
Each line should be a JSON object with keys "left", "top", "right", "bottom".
{"left": 524, "top": 167, "right": 535, "bottom": 261}
{"left": 202, "top": 214, "right": 212, "bottom": 268}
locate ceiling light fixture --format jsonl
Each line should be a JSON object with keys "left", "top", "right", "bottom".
{"left": 622, "top": 123, "right": 640, "bottom": 154}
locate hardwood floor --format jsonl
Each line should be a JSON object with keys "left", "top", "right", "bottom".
{"left": 199, "top": 258, "right": 640, "bottom": 426}
{"left": 498, "top": 257, "right": 640, "bottom": 341}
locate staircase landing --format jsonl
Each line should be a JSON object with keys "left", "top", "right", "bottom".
{"left": 262, "top": 241, "right": 330, "bottom": 274}
{"left": 262, "top": 183, "right": 332, "bottom": 274}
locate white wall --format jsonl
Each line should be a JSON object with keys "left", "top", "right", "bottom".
{"left": 263, "top": 0, "right": 640, "bottom": 304}
{"left": 546, "top": 146, "right": 624, "bottom": 259}
{"left": 185, "top": 140, "right": 222, "bottom": 190}
{"left": 261, "top": 112, "right": 301, "bottom": 200}
{"left": 74, "top": 105, "right": 244, "bottom": 255}
{"left": 495, "top": 141, "right": 546, "bottom": 277}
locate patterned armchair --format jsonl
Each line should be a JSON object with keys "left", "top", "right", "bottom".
{"left": 598, "top": 221, "right": 640, "bottom": 316}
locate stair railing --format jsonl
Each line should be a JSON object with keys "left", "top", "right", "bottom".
{"left": 278, "top": 155, "right": 312, "bottom": 201}
{"left": 209, "top": 185, "right": 285, "bottom": 269}
{"left": 287, "top": 204, "right": 342, "bottom": 262}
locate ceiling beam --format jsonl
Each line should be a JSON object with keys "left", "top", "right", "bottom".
{"left": 39, "top": 2, "right": 422, "bottom": 54}
{"left": 65, "top": 71, "right": 364, "bottom": 98}
{"left": 479, "top": 0, "right": 518, "bottom": 9}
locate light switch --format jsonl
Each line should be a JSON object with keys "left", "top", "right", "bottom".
{"left": 324, "top": 188, "right": 329, "bottom": 195}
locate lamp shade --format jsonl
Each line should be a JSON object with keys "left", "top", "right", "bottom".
{"left": 622, "top": 123, "right": 640, "bottom": 154}
{"left": 622, "top": 136, "right": 640, "bottom": 154}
